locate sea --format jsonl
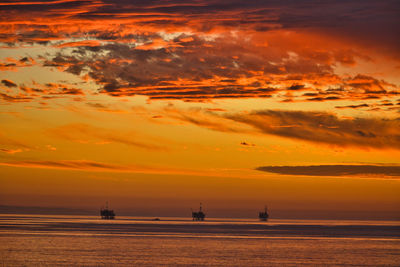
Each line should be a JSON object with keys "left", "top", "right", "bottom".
{"left": 0, "top": 214, "right": 399, "bottom": 266}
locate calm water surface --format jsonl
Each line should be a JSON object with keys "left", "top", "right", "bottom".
{"left": 0, "top": 214, "right": 399, "bottom": 266}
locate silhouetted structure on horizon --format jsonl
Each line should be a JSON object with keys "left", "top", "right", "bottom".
{"left": 100, "top": 201, "right": 115, "bottom": 219}
{"left": 259, "top": 206, "right": 269, "bottom": 221}
{"left": 192, "top": 203, "right": 206, "bottom": 221}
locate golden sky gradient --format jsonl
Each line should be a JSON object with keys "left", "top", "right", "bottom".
{"left": 0, "top": 0, "right": 399, "bottom": 219}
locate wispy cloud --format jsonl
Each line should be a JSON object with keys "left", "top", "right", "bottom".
{"left": 0, "top": 131, "right": 32, "bottom": 150}
{"left": 0, "top": 159, "right": 252, "bottom": 178}
{"left": 256, "top": 164, "right": 400, "bottom": 178}
{"left": 0, "top": 148, "right": 23, "bottom": 154}
{"left": 48, "top": 123, "right": 168, "bottom": 151}
{"left": 0, "top": 160, "right": 150, "bottom": 172}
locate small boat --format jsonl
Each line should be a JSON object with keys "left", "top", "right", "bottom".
{"left": 259, "top": 206, "right": 269, "bottom": 221}
{"left": 100, "top": 202, "right": 115, "bottom": 219}
{"left": 192, "top": 203, "right": 206, "bottom": 221}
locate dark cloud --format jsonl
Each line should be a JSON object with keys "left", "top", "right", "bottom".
{"left": 0, "top": 82, "right": 85, "bottom": 102}
{"left": 0, "top": 93, "right": 32, "bottom": 102}
{"left": 256, "top": 164, "right": 400, "bottom": 178}
{"left": 0, "top": 0, "right": 398, "bottom": 103}
{"left": 1, "top": 79, "right": 17, "bottom": 87}
{"left": 336, "top": 103, "right": 369, "bottom": 109}
{"left": 171, "top": 108, "right": 400, "bottom": 150}
{"left": 43, "top": 39, "right": 286, "bottom": 100}
{"left": 1, "top": 0, "right": 398, "bottom": 52}
{"left": 307, "top": 96, "right": 342, "bottom": 102}
{"left": 226, "top": 110, "right": 400, "bottom": 149}
{"left": 41, "top": 38, "right": 397, "bottom": 102}
{"left": 0, "top": 57, "right": 35, "bottom": 71}
{"left": 240, "top": 141, "right": 255, "bottom": 146}
{"left": 53, "top": 87, "right": 84, "bottom": 95}
{"left": 287, "top": 84, "right": 305, "bottom": 90}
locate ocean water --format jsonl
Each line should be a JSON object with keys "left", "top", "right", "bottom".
{"left": 0, "top": 215, "right": 399, "bottom": 266}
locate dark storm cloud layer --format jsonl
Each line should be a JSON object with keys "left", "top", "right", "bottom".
{"left": 1, "top": 0, "right": 398, "bottom": 47}
{"left": 256, "top": 165, "right": 400, "bottom": 178}
{"left": 170, "top": 109, "right": 400, "bottom": 150}
{"left": 1, "top": 0, "right": 398, "bottom": 55}
{"left": 40, "top": 40, "right": 398, "bottom": 102}
{"left": 44, "top": 40, "right": 282, "bottom": 100}
{"left": 0, "top": 0, "right": 399, "bottom": 103}
{"left": 1, "top": 0, "right": 398, "bottom": 56}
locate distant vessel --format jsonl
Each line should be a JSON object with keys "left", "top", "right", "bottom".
{"left": 259, "top": 206, "right": 269, "bottom": 221}
{"left": 100, "top": 202, "right": 115, "bottom": 219}
{"left": 192, "top": 203, "right": 206, "bottom": 221}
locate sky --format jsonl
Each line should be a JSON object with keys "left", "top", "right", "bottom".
{"left": 0, "top": 0, "right": 399, "bottom": 219}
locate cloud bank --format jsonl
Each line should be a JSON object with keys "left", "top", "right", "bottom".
{"left": 256, "top": 165, "right": 400, "bottom": 178}
{"left": 170, "top": 108, "right": 400, "bottom": 150}
{"left": 226, "top": 110, "right": 400, "bottom": 149}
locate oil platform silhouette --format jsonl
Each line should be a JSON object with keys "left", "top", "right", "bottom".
{"left": 259, "top": 206, "right": 269, "bottom": 221}
{"left": 97, "top": 202, "right": 269, "bottom": 221}
{"left": 192, "top": 203, "right": 206, "bottom": 221}
{"left": 100, "top": 201, "right": 115, "bottom": 219}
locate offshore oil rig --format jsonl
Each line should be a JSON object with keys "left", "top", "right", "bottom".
{"left": 100, "top": 201, "right": 115, "bottom": 220}
{"left": 258, "top": 206, "right": 269, "bottom": 221}
{"left": 192, "top": 203, "right": 206, "bottom": 221}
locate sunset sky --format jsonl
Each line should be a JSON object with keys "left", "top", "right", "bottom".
{"left": 0, "top": 0, "right": 399, "bottom": 219}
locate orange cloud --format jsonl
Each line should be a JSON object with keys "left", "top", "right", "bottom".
{"left": 0, "top": 131, "right": 32, "bottom": 153}
{"left": 0, "top": 57, "right": 36, "bottom": 71}
{"left": 0, "top": 81, "right": 85, "bottom": 103}
{"left": 33, "top": 31, "right": 396, "bottom": 105}
{"left": 55, "top": 40, "right": 102, "bottom": 48}
{"left": 0, "top": 92, "right": 33, "bottom": 103}
{"left": 0, "top": 148, "right": 23, "bottom": 154}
